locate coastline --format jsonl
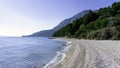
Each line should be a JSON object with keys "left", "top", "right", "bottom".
{"left": 42, "top": 38, "right": 72, "bottom": 68}
{"left": 47, "top": 38, "right": 120, "bottom": 68}
{"left": 52, "top": 38, "right": 80, "bottom": 68}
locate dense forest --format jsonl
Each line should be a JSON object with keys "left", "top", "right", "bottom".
{"left": 53, "top": 2, "right": 120, "bottom": 40}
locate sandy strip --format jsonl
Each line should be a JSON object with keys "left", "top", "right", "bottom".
{"left": 52, "top": 38, "right": 120, "bottom": 68}
{"left": 43, "top": 39, "right": 72, "bottom": 68}
{"left": 43, "top": 52, "right": 66, "bottom": 68}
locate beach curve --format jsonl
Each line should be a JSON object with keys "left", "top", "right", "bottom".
{"left": 52, "top": 38, "right": 120, "bottom": 68}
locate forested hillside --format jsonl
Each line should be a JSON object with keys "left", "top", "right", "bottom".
{"left": 53, "top": 2, "right": 120, "bottom": 40}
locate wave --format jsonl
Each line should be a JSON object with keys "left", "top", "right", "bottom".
{"left": 42, "top": 41, "right": 72, "bottom": 68}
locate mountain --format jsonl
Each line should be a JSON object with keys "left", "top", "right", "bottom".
{"left": 53, "top": 2, "right": 120, "bottom": 40}
{"left": 25, "top": 10, "right": 89, "bottom": 37}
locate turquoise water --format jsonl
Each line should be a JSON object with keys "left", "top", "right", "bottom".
{"left": 0, "top": 37, "right": 65, "bottom": 68}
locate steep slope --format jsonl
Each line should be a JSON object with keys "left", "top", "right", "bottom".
{"left": 26, "top": 10, "right": 89, "bottom": 37}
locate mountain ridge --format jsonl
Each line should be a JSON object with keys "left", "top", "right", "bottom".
{"left": 25, "top": 10, "right": 89, "bottom": 37}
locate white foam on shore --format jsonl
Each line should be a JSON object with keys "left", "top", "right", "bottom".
{"left": 42, "top": 52, "right": 65, "bottom": 68}
{"left": 42, "top": 41, "right": 72, "bottom": 68}
{"left": 64, "top": 41, "right": 72, "bottom": 52}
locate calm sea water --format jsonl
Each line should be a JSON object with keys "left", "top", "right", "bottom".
{"left": 0, "top": 37, "right": 64, "bottom": 68}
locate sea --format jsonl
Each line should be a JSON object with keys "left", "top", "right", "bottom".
{"left": 0, "top": 37, "right": 66, "bottom": 68}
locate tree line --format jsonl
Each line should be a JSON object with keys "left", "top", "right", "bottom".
{"left": 53, "top": 2, "right": 120, "bottom": 40}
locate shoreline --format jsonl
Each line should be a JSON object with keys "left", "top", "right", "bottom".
{"left": 42, "top": 38, "right": 72, "bottom": 68}
{"left": 53, "top": 39, "right": 120, "bottom": 68}
{"left": 52, "top": 38, "right": 80, "bottom": 68}
{"left": 44, "top": 38, "right": 120, "bottom": 68}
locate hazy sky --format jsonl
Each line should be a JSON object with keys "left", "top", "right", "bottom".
{"left": 0, "top": 0, "right": 119, "bottom": 36}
